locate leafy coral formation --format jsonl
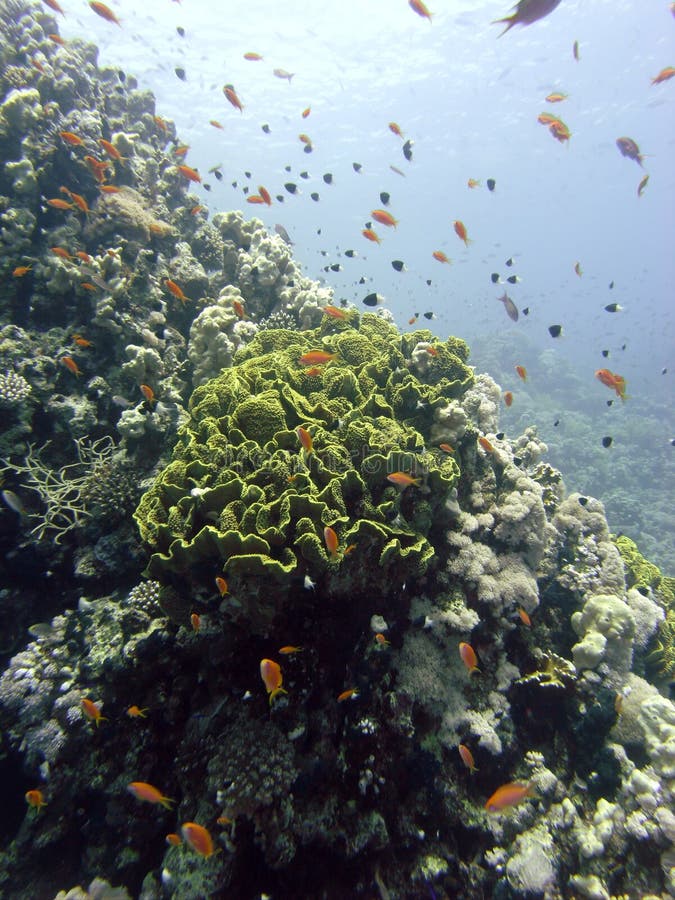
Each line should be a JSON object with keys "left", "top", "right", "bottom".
{"left": 135, "top": 316, "right": 473, "bottom": 634}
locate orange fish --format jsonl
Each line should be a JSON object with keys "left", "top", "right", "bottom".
{"left": 298, "top": 133, "right": 312, "bottom": 146}
{"left": 46, "top": 198, "right": 74, "bottom": 210}
{"left": 233, "top": 300, "right": 246, "bottom": 319}
{"left": 651, "top": 67, "right": 675, "bottom": 85}
{"left": 458, "top": 642, "right": 479, "bottom": 674}
{"left": 387, "top": 472, "right": 421, "bottom": 488}
{"left": 485, "top": 782, "right": 535, "bottom": 812}
{"left": 51, "top": 246, "right": 72, "bottom": 260}
{"left": 215, "top": 576, "right": 228, "bottom": 597}
{"left": 216, "top": 816, "right": 233, "bottom": 826}
{"left": 371, "top": 209, "right": 398, "bottom": 228}
{"left": 453, "top": 220, "right": 471, "bottom": 246}
{"left": 503, "top": 391, "right": 513, "bottom": 407}
{"left": 362, "top": 228, "right": 381, "bottom": 244}
{"left": 518, "top": 608, "right": 532, "bottom": 627}
{"left": 190, "top": 612, "right": 201, "bottom": 632}
{"left": 59, "top": 131, "right": 84, "bottom": 146}
{"left": 279, "top": 645, "right": 303, "bottom": 655}
{"left": 374, "top": 632, "right": 390, "bottom": 646}
{"left": 299, "top": 350, "right": 338, "bottom": 366}
{"left": 173, "top": 145, "right": 190, "bottom": 158}
{"left": 84, "top": 156, "right": 111, "bottom": 183}
{"left": 177, "top": 164, "right": 201, "bottom": 183}
{"left": 545, "top": 92, "right": 568, "bottom": 103}
{"left": 259, "top": 186, "right": 272, "bottom": 206}
{"left": 467, "top": 178, "right": 481, "bottom": 189}
{"left": 73, "top": 334, "right": 93, "bottom": 347}
{"left": 458, "top": 744, "right": 477, "bottom": 774}
{"left": 153, "top": 115, "right": 168, "bottom": 133}
{"left": 324, "top": 525, "right": 340, "bottom": 560}
{"left": 388, "top": 122, "right": 404, "bottom": 138}
{"left": 296, "top": 426, "right": 313, "bottom": 455}
{"left": 409, "top": 0, "right": 433, "bottom": 21}
{"left": 181, "top": 822, "right": 216, "bottom": 857}
{"left": 223, "top": 84, "right": 243, "bottom": 112}
{"left": 48, "top": 33, "right": 65, "bottom": 44}
{"left": 190, "top": 205, "right": 204, "bottom": 216}
{"left": 140, "top": 384, "right": 155, "bottom": 405}
{"left": 425, "top": 346, "right": 438, "bottom": 357}
{"left": 165, "top": 279, "right": 187, "bottom": 302}
{"left": 432, "top": 250, "right": 451, "bottom": 264}
{"left": 12, "top": 265, "right": 31, "bottom": 277}
{"left": 323, "top": 304, "right": 349, "bottom": 320}
{"left": 43, "top": 0, "right": 65, "bottom": 14}
{"left": 25, "top": 789, "right": 47, "bottom": 810}
{"left": 515, "top": 365, "right": 527, "bottom": 382}
{"left": 166, "top": 833, "right": 182, "bottom": 846}
{"left": 75, "top": 251, "right": 92, "bottom": 263}
{"left": 99, "top": 185, "right": 121, "bottom": 193}
{"left": 127, "top": 782, "right": 173, "bottom": 809}
{"left": 61, "top": 356, "right": 82, "bottom": 377}
{"left": 337, "top": 688, "right": 359, "bottom": 702}
{"left": 595, "top": 368, "right": 627, "bottom": 400}
{"left": 549, "top": 120, "right": 571, "bottom": 143}
{"left": 537, "top": 112, "right": 560, "bottom": 126}
{"left": 247, "top": 195, "right": 265, "bottom": 205}
{"left": 81, "top": 697, "right": 106, "bottom": 725}
{"left": 574, "top": 261, "right": 583, "bottom": 277}
{"left": 302, "top": 107, "right": 311, "bottom": 118}
{"left": 126, "top": 705, "right": 149, "bottom": 718}
{"left": 439, "top": 443, "right": 454, "bottom": 454}
{"left": 68, "top": 191, "right": 89, "bottom": 215}
{"left": 98, "top": 138, "right": 125, "bottom": 162}
{"left": 260, "top": 658, "right": 287, "bottom": 705}
{"left": 343, "top": 543, "right": 357, "bottom": 556}
{"left": 31, "top": 56, "right": 47, "bottom": 75}
{"left": 209, "top": 120, "right": 224, "bottom": 129}
{"left": 303, "top": 367, "right": 323, "bottom": 377}
{"left": 243, "top": 52, "right": 263, "bottom": 61}
{"left": 89, "top": 1, "right": 121, "bottom": 25}
{"left": 408, "top": 316, "right": 418, "bottom": 325}
{"left": 478, "top": 436, "right": 494, "bottom": 454}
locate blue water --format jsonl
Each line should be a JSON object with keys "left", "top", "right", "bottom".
{"left": 57, "top": 0, "right": 674, "bottom": 564}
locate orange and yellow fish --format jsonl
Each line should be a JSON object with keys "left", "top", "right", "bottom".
{"left": 478, "top": 436, "right": 495, "bottom": 454}
{"left": 127, "top": 781, "right": 173, "bottom": 809}
{"left": 485, "top": 782, "right": 535, "bottom": 812}
{"left": 503, "top": 391, "right": 513, "bottom": 407}
{"left": 337, "top": 688, "right": 359, "bottom": 702}
{"left": 296, "top": 426, "right": 313, "bottom": 455}
{"left": 458, "top": 744, "right": 477, "bottom": 774}
{"left": 362, "top": 228, "right": 381, "bottom": 244}
{"left": 458, "top": 642, "right": 479, "bottom": 674}
{"left": 386, "top": 472, "right": 421, "bottom": 488}
{"left": 651, "top": 67, "right": 675, "bottom": 85}
{"left": 408, "top": 0, "right": 433, "bottom": 21}
{"left": 215, "top": 576, "right": 228, "bottom": 597}
{"left": 299, "top": 350, "right": 338, "bottom": 366}
{"left": 324, "top": 525, "right": 340, "bottom": 560}
{"left": 81, "top": 697, "right": 106, "bottom": 725}
{"left": 279, "top": 645, "right": 303, "bottom": 655}
{"left": 453, "top": 220, "right": 471, "bottom": 246}
{"left": 595, "top": 368, "right": 627, "bottom": 401}
{"left": 181, "top": 822, "right": 216, "bottom": 857}
{"left": 126, "top": 705, "right": 149, "bottom": 718}
{"left": 25, "top": 789, "right": 47, "bottom": 811}
{"left": 165, "top": 278, "right": 187, "bottom": 302}
{"left": 515, "top": 365, "right": 527, "bottom": 382}
{"left": 176, "top": 164, "right": 201, "bottom": 183}
{"left": 223, "top": 84, "right": 243, "bottom": 112}
{"left": 432, "top": 250, "right": 451, "bottom": 264}
{"left": 260, "top": 658, "right": 287, "bottom": 705}
{"left": 59, "top": 130, "right": 84, "bottom": 146}
{"left": 12, "top": 265, "right": 31, "bottom": 277}
{"left": 61, "top": 356, "right": 82, "bottom": 377}
{"left": 371, "top": 209, "right": 398, "bottom": 228}
{"left": 89, "top": 1, "right": 121, "bottom": 26}
{"left": 545, "top": 92, "right": 568, "bottom": 103}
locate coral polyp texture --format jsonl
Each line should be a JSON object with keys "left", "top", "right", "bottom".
{"left": 135, "top": 316, "right": 473, "bottom": 634}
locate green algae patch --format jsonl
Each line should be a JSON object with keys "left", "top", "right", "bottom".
{"left": 134, "top": 316, "right": 473, "bottom": 634}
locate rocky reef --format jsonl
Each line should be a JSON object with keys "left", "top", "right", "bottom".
{"left": 0, "top": 2, "right": 673, "bottom": 899}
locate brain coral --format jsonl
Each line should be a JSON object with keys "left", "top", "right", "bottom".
{"left": 134, "top": 315, "right": 474, "bottom": 634}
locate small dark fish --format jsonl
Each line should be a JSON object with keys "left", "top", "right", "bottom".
{"left": 487, "top": 178, "right": 496, "bottom": 191}
{"left": 495, "top": 432, "right": 505, "bottom": 440}
{"left": 213, "top": 170, "right": 223, "bottom": 181}
{"left": 276, "top": 195, "right": 284, "bottom": 202}
{"left": 493, "top": 0, "right": 562, "bottom": 37}
{"left": 505, "top": 257, "right": 514, "bottom": 267}
{"left": 491, "top": 273, "right": 501, "bottom": 284}
{"left": 300, "top": 171, "right": 309, "bottom": 179}
{"left": 497, "top": 291, "right": 518, "bottom": 322}
{"left": 670, "top": 439, "right": 675, "bottom": 447}
{"left": 320, "top": 250, "right": 328, "bottom": 256}
{"left": 203, "top": 183, "right": 211, "bottom": 192}
{"left": 522, "top": 307, "right": 530, "bottom": 316}
{"left": 548, "top": 324, "right": 562, "bottom": 338}
{"left": 662, "top": 368, "right": 668, "bottom": 375}
{"left": 621, "top": 343, "right": 627, "bottom": 350}
{"left": 304, "top": 145, "right": 313, "bottom": 154}
{"left": 392, "top": 260, "right": 405, "bottom": 272}
{"left": 402, "top": 139, "right": 414, "bottom": 161}
{"left": 553, "top": 419, "right": 560, "bottom": 426}
{"left": 242, "top": 186, "right": 249, "bottom": 194}
{"left": 284, "top": 165, "right": 291, "bottom": 172}
{"left": 602, "top": 436, "right": 613, "bottom": 448}
{"left": 359, "top": 276, "right": 366, "bottom": 284}
{"left": 176, "top": 26, "right": 185, "bottom": 37}
{"left": 118, "top": 70, "right": 125, "bottom": 81}
{"left": 608, "top": 281, "right": 614, "bottom": 289}
{"left": 606, "top": 400, "right": 614, "bottom": 407}
{"left": 380, "top": 191, "right": 390, "bottom": 206}
{"left": 330, "top": 263, "right": 341, "bottom": 272}
{"left": 175, "top": 67, "right": 186, "bottom": 81}
{"left": 244, "top": 171, "right": 251, "bottom": 179}
{"left": 423, "top": 311, "right": 435, "bottom": 320}
{"left": 506, "top": 275, "right": 521, "bottom": 284}
{"left": 604, "top": 303, "right": 622, "bottom": 313}
{"left": 317, "top": 228, "right": 322, "bottom": 235}
{"left": 310, "top": 192, "right": 319, "bottom": 201}
{"left": 616, "top": 136, "right": 644, "bottom": 167}
{"left": 602, "top": 349, "right": 610, "bottom": 358}
{"left": 262, "top": 124, "right": 271, "bottom": 134}
{"left": 231, "top": 181, "right": 238, "bottom": 188}
{"left": 578, "top": 496, "right": 588, "bottom": 506}
{"left": 425, "top": 279, "right": 432, "bottom": 286}
{"left": 323, "top": 173, "right": 333, "bottom": 184}
{"left": 274, "top": 224, "right": 293, "bottom": 245}
{"left": 344, "top": 250, "right": 356, "bottom": 258}
{"left": 353, "top": 162, "right": 362, "bottom": 173}
{"left": 513, "top": 456, "right": 522, "bottom": 466}
{"left": 284, "top": 182, "right": 298, "bottom": 194}
{"left": 339, "top": 298, "right": 348, "bottom": 308}
{"left": 363, "top": 292, "right": 384, "bottom": 307}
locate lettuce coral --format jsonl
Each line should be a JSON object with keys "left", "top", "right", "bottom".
{"left": 134, "top": 316, "right": 474, "bottom": 634}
